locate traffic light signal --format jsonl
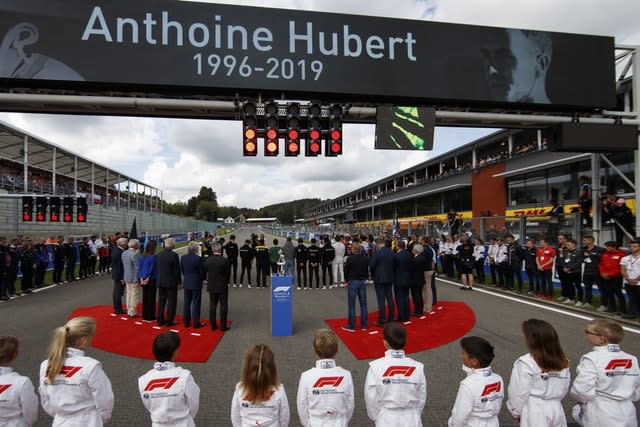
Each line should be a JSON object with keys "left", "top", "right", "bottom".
{"left": 326, "top": 104, "right": 343, "bottom": 157}
{"left": 242, "top": 102, "right": 258, "bottom": 156}
{"left": 306, "top": 103, "right": 322, "bottom": 157}
{"left": 285, "top": 103, "right": 301, "bottom": 156}
{"left": 49, "top": 197, "right": 60, "bottom": 222}
{"left": 22, "top": 196, "right": 33, "bottom": 221}
{"left": 264, "top": 102, "right": 279, "bottom": 157}
{"left": 77, "top": 197, "right": 88, "bottom": 222}
{"left": 63, "top": 197, "right": 74, "bottom": 222}
{"left": 35, "top": 196, "right": 47, "bottom": 222}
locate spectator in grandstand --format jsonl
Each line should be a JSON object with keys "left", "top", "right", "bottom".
{"left": 620, "top": 239, "right": 640, "bottom": 320}
{"left": 580, "top": 236, "right": 604, "bottom": 310}
{"left": 139, "top": 239, "right": 158, "bottom": 322}
{"left": 122, "top": 239, "right": 141, "bottom": 318}
{"left": 19, "top": 240, "right": 35, "bottom": 294}
{"left": 578, "top": 175, "right": 593, "bottom": 228}
{"left": 156, "top": 238, "right": 181, "bottom": 327}
{"left": 370, "top": 237, "right": 395, "bottom": 326}
{"left": 612, "top": 198, "right": 636, "bottom": 247}
{"left": 522, "top": 238, "right": 538, "bottom": 296}
{"left": 598, "top": 241, "right": 627, "bottom": 315}
{"left": 63, "top": 235, "right": 77, "bottom": 283}
{"left": 546, "top": 200, "right": 564, "bottom": 242}
{"left": 181, "top": 241, "right": 204, "bottom": 328}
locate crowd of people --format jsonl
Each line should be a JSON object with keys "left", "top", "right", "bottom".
{"left": 1, "top": 317, "right": 638, "bottom": 426}
{"left": 0, "top": 233, "right": 125, "bottom": 301}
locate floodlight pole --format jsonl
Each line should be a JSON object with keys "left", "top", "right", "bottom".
{"left": 371, "top": 195, "right": 377, "bottom": 222}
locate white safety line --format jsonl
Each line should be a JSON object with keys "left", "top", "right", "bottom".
{"left": 437, "top": 277, "right": 640, "bottom": 335}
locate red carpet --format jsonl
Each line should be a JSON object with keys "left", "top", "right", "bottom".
{"left": 69, "top": 305, "right": 230, "bottom": 363}
{"left": 325, "top": 301, "right": 476, "bottom": 360}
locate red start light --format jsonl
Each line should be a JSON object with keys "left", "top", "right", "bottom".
{"left": 288, "top": 129, "right": 299, "bottom": 140}
{"left": 310, "top": 142, "right": 321, "bottom": 153}
{"left": 64, "top": 214, "right": 71, "bottom": 222}
{"left": 331, "top": 130, "right": 342, "bottom": 140}
{"left": 266, "top": 141, "right": 278, "bottom": 153}
{"left": 331, "top": 142, "right": 341, "bottom": 153}
{"left": 266, "top": 128, "right": 278, "bottom": 140}
{"left": 244, "top": 128, "right": 256, "bottom": 139}
{"left": 78, "top": 214, "right": 86, "bottom": 222}
{"left": 309, "top": 129, "right": 321, "bottom": 140}
{"left": 51, "top": 213, "right": 58, "bottom": 221}
{"left": 36, "top": 213, "right": 44, "bottom": 221}
{"left": 245, "top": 141, "right": 257, "bottom": 153}
{"left": 23, "top": 213, "right": 31, "bottom": 221}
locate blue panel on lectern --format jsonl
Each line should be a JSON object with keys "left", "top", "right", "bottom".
{"left": 271, "top": 274, "right": 293, "bottom": 336}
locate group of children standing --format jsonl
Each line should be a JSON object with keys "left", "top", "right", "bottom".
{"left": 0, "top": 317, "right": 638, "bottom": 426}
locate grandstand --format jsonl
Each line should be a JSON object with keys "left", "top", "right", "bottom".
{"left": 0, "top": 120, "right": 216, "bottom": 236}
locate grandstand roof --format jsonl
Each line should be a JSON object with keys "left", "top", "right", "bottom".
{"left": 0, "top": 119, "right": 157, "bottom": 191}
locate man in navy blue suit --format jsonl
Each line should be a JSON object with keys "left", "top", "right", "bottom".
{"left": 369, "top": 237, "right": 395, "bottom": 326}
{"left": 206, "top": 242, "right": 231, "bottom": 331}
{"left": 393, "top": 240, "right": 413, "bottom": 322}
{"left": 181, "top": 241, "right": 204, "bottom": 328}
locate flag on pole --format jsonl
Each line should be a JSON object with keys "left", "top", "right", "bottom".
{"left": 130, "top": 217, "right": 138, "bottom": 240}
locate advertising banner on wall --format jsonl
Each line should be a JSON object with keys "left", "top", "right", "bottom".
{"left": 0, "top": 0, "right": 616, "bottom": 110}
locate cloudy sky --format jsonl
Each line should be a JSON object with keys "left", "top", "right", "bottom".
{"left": 1, "top": 0, "right": 639, "bottom": 208}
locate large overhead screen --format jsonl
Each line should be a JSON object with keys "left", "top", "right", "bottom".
{"left": 0, "top": 0, "right": 615, "bottom": 110}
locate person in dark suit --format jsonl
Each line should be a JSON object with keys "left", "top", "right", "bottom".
{"left": 110, "top": 237, "right": 127, "bottom": 314}
{"left": 393, "top": 240, "right": 413, "bottom": 322}
{"left": 64, "top": 235, "right": 77, "bottom": 282}
{"left": 411, "top": 244, "right": 428, "bottom": 316}
{"left": 156, "top": 238, "right": 182, "bottom": 326}
{"left": 181, "top": 242, "right": 204, "bottom": 328}
{"left": 206, "top": 242, "right": 230, "bottom": 331}
{"left": 369, "top": 237, "right": 395, "bottom": 326}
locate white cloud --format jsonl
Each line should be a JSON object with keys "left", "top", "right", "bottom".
{"left": 2, "top": 0, "right": 637, "bottom": 207}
